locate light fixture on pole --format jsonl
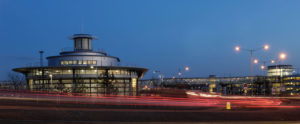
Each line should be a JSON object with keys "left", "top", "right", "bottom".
{"left": 235, "top": 44, "right": 270, "bottom": 76}
{"left": 279, "top": 53, "right": 287, "bottom": 60}
{"left": 185, "top": 66, "right": 190, "bottom": 71}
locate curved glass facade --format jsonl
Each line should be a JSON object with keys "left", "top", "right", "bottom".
{"left": 13, "top": 34, "right": 147, "bottom": 95}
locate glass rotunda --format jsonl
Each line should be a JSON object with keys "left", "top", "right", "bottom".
{"left": 13, "top": 34, "right": 148, "bottom": 96}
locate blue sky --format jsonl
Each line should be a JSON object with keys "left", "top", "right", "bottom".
{"left": 0, "top": 0, "right": 300, "bottom": 80}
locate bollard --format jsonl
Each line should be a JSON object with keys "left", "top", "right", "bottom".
{"left": 226, "top": 102, "right": 231, "bottom": 110}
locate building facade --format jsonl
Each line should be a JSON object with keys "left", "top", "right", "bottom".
{"left": 140, "top": 74, "right": 300, "bottom": 96}
{"left": 14, "top": 34, "right": 147, "bottom": 95}
{"left": 267, "top": 65, "right": 293, "bottom": 77}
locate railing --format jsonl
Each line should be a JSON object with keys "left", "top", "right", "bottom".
{"left": 60, "top": 47, "right": 107, "bottom": 53}
{"left": 27, "top": 74, "right": 137, "bottom": 79}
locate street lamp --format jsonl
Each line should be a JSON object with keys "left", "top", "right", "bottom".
{"left": 276, "top": 52, "right": 287, "bottom": 77}
{"left": 253, "top": 59, "right": 269, "bottom": 96}
{"left": 254, "top": 59, "right": 259, "bottom": 64}
{"left": 264, "top": 45, "right": 270, "bottom": 50}
{"left": 178, "top": 66, "right": 190, "bottom": 78}
{"left": 178, "top": 71, "right": 182, "bottom": 77}
{"left": 261, "top": 65, "right": 265, "bottom": 70}
{"left": 253, "top": 58, "right": 271, "bottom": 96}
{"left": 253, "top": 55, "right": 287, "bottom": 96}
{"left": 185, "top": 66, "right": 190, "bottom": 71}
{"left": 254, "top": 58, "right": 278, "bottom": 76}
{"left": 279, "top": 53, "right": 287, "bottom": 60}
{"left": 235, "top": 44, "right": 270, "bottom": 76}
{"left": 278, "top": 52, "right": 287, "bottom": 95}
{"left": 271, "top": 60, "right": 275, "bottom": 64}
{"left": 235, "top": 46, "right": 240, "bottom": 51}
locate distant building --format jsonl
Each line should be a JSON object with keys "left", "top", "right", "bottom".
{"left": 267, "top": 65, "right": 293, "bottom": 77}
{"left": 140, "top": 74, "right": 300, "bottom": 96}
{"left": 282, "top": 75, "right": 300, "bottom": 96}
{"left": 13, "top": 34, "right": 147, "bottom": 95}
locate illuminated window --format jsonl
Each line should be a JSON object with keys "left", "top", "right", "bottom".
{"left": 97, "top": 70, "right": 105, "bottom": 75}
{"left": 83, "top": 60, "right": 87, "bottom": 64}
{"left": 108, "top": 70, "right": 114, "bottom": 75}
{"left": 132, "top": 78, "right": 137, "bottom": 95}
{"left": 77, "top": 69, "right": 85, "bottom": 74}
{"left": 88, "top": 60, "right": 92, "bottom": 65}
{"left": 92, "top": 60, "right": 97, "bottom": 65}
{"left": 60, "top": 60, "right": 98, "bottom": 65}
{"left": 86, "top": 69, "right": 97, "bottom": 74}
{"left": 132, "top": 78, "right": 137, "bottom": 88}
{"left": 62, "top": 70, "right": 72, "bottom": 74}
{"left": 114, "top": 70, "right": 120, "bottom": 74}
{"left": 73, "top": 60, "right": 77, "bottom": 65}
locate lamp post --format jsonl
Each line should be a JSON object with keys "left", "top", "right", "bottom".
{"left": 235, "top": 45, "right": 269, "bottom": 76}
{"left": 178, "top": 68, "right": 182, "bottom": 78}
{"left": 177, "top": 66, "right": 190, "bottom": 86}
{"left": 278, "top": 52, "right": 287, "bottom": 96}
{"left": 178, "top": 66, "right": 190, "bottom": 78}
{"left": 185, "top": 66, "right": 190, "bottom": 71}
{"left": 253, "top": 59, "right": 276, "bottom": 96}
{"left": 260, "top": 62, "right": 267, "bottom": 96}
{"left": 279, "top": 53, "right": 287, "bottom": 62}
{"left": 254, "top": 59, "right": 277, "bottom": 76}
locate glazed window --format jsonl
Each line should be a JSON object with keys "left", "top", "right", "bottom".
{"left": 73, "top": 60, "right": 77, "bottom": 65}
{"left": 62, "top": 70, "right": 72, "bottom": 74}
{"left": 78, "top": 60, "right": 82, "bottom": 64}
{"left": 83, "top": 60, "right": 87, "bottom": 65}
{"left": 86, "top": 69, "right": 97, "bottom": 74}
{"left": 60, "top": 60, "right": 97, "bottom": 65}
{"left": 114, "top": 70, "right": 120, "bottom": 75}
{"left": 88, "top": 60, "right": 92, "bottom": 65}
{"left": 92, "top": 60, "right": 97, "bottom": 65}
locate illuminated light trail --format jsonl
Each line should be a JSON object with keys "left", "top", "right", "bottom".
{"left": 0, "top": 90, "right": 222, "bottom": 107}
{"left": 186, "top": 90, "right": 283, "bottom": 106}
{"left": 0, "top": 89, "right": 293, "bottom": 108}
{"left": 245, "top": 105, "right": 300, "bottom": 108}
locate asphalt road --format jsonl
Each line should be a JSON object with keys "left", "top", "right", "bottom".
{"left": 0, "top": 91, "right": 300, "bottom": 123}
{"left": 0, "top": 99, "right": 300, "bottom": 124}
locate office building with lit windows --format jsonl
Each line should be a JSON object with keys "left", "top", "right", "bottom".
{"left": 267, "top": 65, "right": 293, "bottom": 77}
{"left": 13, "top": 34, "right": 147, "bottom": 95}
{"left": 140, "top": 67, "right": 300, "bottom": 96}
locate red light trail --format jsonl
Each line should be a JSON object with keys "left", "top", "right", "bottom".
{"left": 0, "top": 89, "right": 298, "bottom": 109}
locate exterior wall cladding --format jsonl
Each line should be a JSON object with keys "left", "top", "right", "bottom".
{"left": 13, "top": 34, "right": 148, "bottom": 96}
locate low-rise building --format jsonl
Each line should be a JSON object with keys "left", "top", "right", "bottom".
{"left": 13, "top": 34, "right": 148, "bottom": 95}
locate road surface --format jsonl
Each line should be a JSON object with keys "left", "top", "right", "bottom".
{"left": 0, "top": 90, "right": 299, "bottom": 123}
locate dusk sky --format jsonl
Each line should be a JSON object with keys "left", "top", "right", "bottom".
{"left": 1, "top": 0, "right": 300, "bottom": 80}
